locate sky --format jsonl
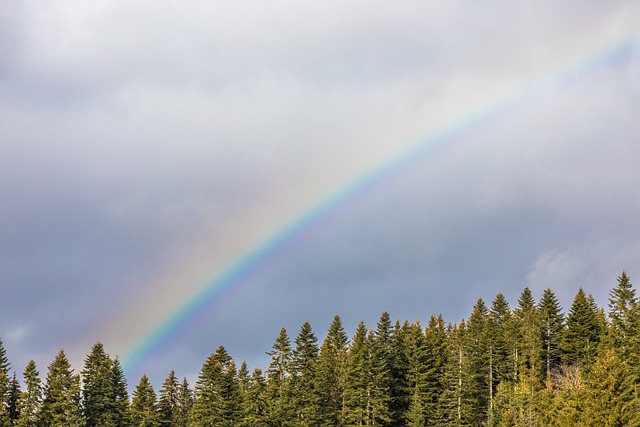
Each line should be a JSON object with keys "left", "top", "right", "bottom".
{"left": 2, "top": 1, "right": 640, "bottom": 388}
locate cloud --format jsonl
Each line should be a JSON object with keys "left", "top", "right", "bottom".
{"left": 1, "top": 0, "right": 640, "bottom": 385}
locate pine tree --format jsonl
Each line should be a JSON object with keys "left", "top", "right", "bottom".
{"left": 538, "top": 289, "right": 564, "bottom": 382}
{"left": 40, "top": 349, "right": 84, "bottom": 426}
{"left": 190, "top": 346, "right": 240, "bottom": 427}
{"left": 131, "top": 374, "right": 159, "bottom": 427}
{"left": 158, "top": 370, "right": 179, "bottom": 427}
{"left": 16, "top": 360, "right": 42, "bottom": 427}
{"left": 437, "top": 321, "right": 465, "bottom": 426}
{"left": 316, "top": 315, "right": 348, "bottom": 427}
{"left": 561, "top": 288, "right": 601, "bottom": 369}
{"left": 82, "top": 342, "right": 115, "bottom": 427}
{"left": 290, "top": 321, "right": 320, "bottom": 426}
{"left": 266, "top": 328, "right": 294, "bottom": 426}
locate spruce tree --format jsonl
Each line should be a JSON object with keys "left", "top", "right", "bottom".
{"left": 16, "top": 360, "right": 42, "bottom": 427}
{"left": 608, "top": 271, "right": 640, "bottom": 371}
{"left": 316, "top": 315, "right": 348, "bottom": 427}
{"left": 487, "top": 293, "right": 513, "bottom": 415}
{"left": 368, "top": 313, "right": 393, "bottom": 426}
{"left": 176, "top": 378, "right": 192, "bottom": 427}
{"left": 40, "top": 349, "right": 84, "bottom": 426}
{"left": 131, "top": 374, "right": 159, "bottom": 427}
{"left": 190, "top": 346, "right": 240, "bottom": 427}
{"left": 342, "top": 322, "right": 370, "bottom": 426}
{"left": 110, "top": 358, "right": 130, "bottom": 427}
{"left": 0, "top": 338, "right": 10, "bottom": 426}
{"left": 7, "top": 372, "right": 21, "bottom": 423}
{"left": 290, "top": 321, "right": 321, "bottom": 426}
{"left": 82, "top": 342, "right": 114, "bottom": 427}
{"left": 265, "top": 328, "right": 294, "bottom": 426}
{"left": 240, "top": 368, "right": 268, "bottom": 427}
{"left": 583, "top": 348, "right": 640, "bottom": 426}
{"left": 538, "top": 289, "right": 564, "bottom": 382}
{"left": 561, "top": 288, "right": 601, "bottom": 369}
{"left": 158, "top": 370, "right": 179, "bottom": 426}
{"left": 462, "top": 298, "right": 490, "bottom": 426}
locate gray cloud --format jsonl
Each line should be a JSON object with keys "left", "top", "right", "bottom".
{"left": 2, "top": 0, "right": 640, "bottom": 386}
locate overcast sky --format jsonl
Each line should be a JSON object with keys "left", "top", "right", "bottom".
{"left": 2, "top": 1, "right": 640, "bottom": 388}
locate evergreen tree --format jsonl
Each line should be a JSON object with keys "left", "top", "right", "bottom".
{"left": 82, "top": 342, "right": 115, "bottom": 427}
{"left": 240, "top": 368, "right": 268, "bottom": 427}
{"left": 368, "top": 313, "right": 393, "bottom": 426}
{"left": 190, "top": 346, "right": 240, "bottom": 427}
{"left": 608, "top": 271, "right": 640, "bottom": 371}
{"left": 538, "top": 288, "right": 564, "bottom": 382}
{"left": 290, "top": 322, "right": 321, "bottom": 426}
{"left": 342, "top": 321, "right": 369, "bottom": 427}
{"left": 16, "top": 360, "right": 42, "bottom": 427}
{"left": 389, "top": 321, "right": 410, "bottom": 426}
{"left": 40, "top": 349, "right": 84, "bottom": 426}
{"left": 561, "top": 288, "right": 601, "bottom": 369}
{"left": 131, "top": 374, "right": 159, "bottom": 427}
{"left": 176, "top": 378, "right": 192, "bottom": 427}
{"left": 583, "top": 348, "right": 640, "bottom": 426}
{"left": 110, "top": 358, "right": 130, "bottom": 427}
{"left": 316, "top": 315, "right": 348, "bottom": 427}
{"left": 437, "top": 321, "right": 465, "bottom": 426}
{"left": 0, "top": 338, "right": 10, "bottom": 426}
{"left": 462, "top": 298, "right": 490, "bottom": 426}
{"left": 158, "top": 370, "right": 179, "bottom": 427}
{"left": 7, "top": 372, "right": 21, "bottom": 423}
{"left": 487, "top": 293, "right": 513, "bottom": 416}
{"left": 266, "top": 328, "right": 294, "bottom": 426}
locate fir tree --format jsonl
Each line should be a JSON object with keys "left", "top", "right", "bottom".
{"left": 16, "top": 360, "right": 42, "bottom": 427}
{"left": 487, "top": 293, "right": 513, "bottom": 415}
{"left": 40, "top": 349, "right": 84, "bottom": 426}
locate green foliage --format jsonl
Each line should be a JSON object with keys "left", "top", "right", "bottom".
{"left": 16, "top": 360, "right": 42, "bottom": 427}
{"left": 41, "top": 349, "right": 84, "bottom": 426}
{"left": 6, "top": 271, "right": 640, "bottom": 426}
{"left": 131, "top": 374, "right": 159, "bottom": 427}
{"left": 561, "top": 288, "right": 601, "bottom": 369}
{"left": 190, "top": 346, "right": 239, "bottom": 427}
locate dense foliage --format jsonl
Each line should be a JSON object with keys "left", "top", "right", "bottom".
{"left": 2, "top": 272, "right": 640, "bottom": 426}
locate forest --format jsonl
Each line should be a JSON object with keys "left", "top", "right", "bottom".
{"left": 1, "top": 271, "right": 639, "bottom": 426}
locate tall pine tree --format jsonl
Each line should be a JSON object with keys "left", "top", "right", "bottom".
{"left": 40, "top": 349, "right": 84, "bottom": 426}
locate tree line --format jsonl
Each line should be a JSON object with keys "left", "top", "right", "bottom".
{"left": 2, "top": 271, "right": 640, "bottom": 426}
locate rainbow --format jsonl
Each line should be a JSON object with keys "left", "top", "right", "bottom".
{"left": 122, "top": 34, "right": 638, "bottom": 376}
